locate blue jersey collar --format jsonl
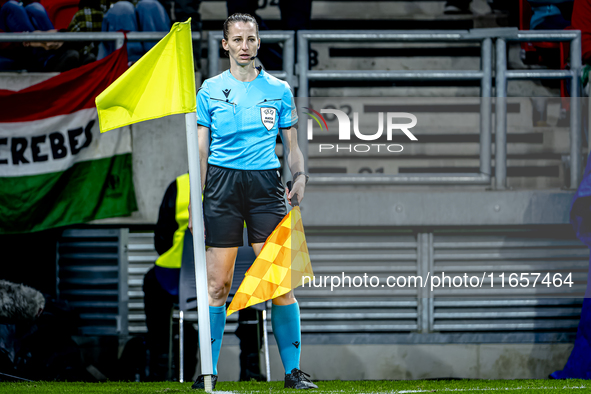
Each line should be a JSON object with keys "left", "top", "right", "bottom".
{"left": 226, "top": 67, "right": 264, "bottom": 84}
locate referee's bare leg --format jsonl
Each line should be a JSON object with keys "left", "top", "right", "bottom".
{"left": 205, "top": 244, "right": 295, "bottom": 305}
{"left": 206, "top": 247, "right": 238, "bottom": 306}
{"left": 191, "top": 246, "right": 238, "bottom": 389}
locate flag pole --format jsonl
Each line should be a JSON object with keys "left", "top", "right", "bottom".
{"left": 185, "top": 111, "right": 214, "bottom": 391}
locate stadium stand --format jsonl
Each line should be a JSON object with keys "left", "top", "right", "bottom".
{"left": 201, "top": 0, "right": 496, "bottom": 31}
{"left": 40, "top": 0, "right": 80, "bottom": 30}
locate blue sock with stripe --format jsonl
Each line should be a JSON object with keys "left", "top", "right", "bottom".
{"left": 271, "top": 302, "right": 301, "bottom": 374}
{"left": 209, "top": 305, "right": 226, "bottom": 375}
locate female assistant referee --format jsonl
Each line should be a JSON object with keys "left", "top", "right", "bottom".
{"left": 189, "top": 13, "right": 317, "bottom": 390}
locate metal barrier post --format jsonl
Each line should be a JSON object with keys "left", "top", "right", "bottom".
{"left": 208, "top": 32, "right": 220, "bottom": 78}
{"left": 281, "top": 32, "right": 299, "bottom": 180}
{"left": 501, "top": 30, "right": 582, "bottom": 190}
{"left": 480, "top": 38, "right": 493, "bottom": 180}
{"left": 297, "top": 31, "right": 309, "bottom": 98}
{"left": 297, "top": 31, "right": 310, "bottom": 172}
{"left": 495, "top": 38, "right": 507, "bottom": 190}
{"left": 417, "top": 233, "right": 430, "bottom": 334}
{"left": 283, "top": 33, "right": 295, "bottom": 90}
{"left": 570, "top": 33, "right": 582, "bottom": 189}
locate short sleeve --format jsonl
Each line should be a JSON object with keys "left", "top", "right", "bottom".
{"left": 197, "top": 81, "right": 211, "bottom": 128}
{"left": 279, "top": 83, "right": 297, "bottom": 129}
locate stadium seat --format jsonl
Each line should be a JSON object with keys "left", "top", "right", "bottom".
{"left": 40, "top": 0, "right": 79, "bottom": 30}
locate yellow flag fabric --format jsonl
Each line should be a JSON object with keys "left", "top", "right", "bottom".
{"left": 227, "top": 207, "right": 314, "bottom": 316}
{"left": 96, "top": 20, "right": 196, "bottom": 133}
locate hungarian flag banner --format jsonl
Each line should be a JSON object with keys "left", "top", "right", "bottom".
{"left": 227, "top": 206, "right": 314, "bottom": 316}
{"left": 0, "top": 46, "right": 137, "bottom": 234}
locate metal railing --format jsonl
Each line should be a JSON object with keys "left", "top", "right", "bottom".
{"left": 297, "top": 30, "right": 493, "bottom": 186}
{"left": 296, "top": 29, "right": 583, "bottom": 189}
{"left": 0, "top": 31, "right": 201, "bottom": 48}
{"left": 207, "top": 30, "right": 295, "bottom": 87}
{"left": 496, "top": 30, "right": 582, "bottom": 189}
{"left": 0, "top": 29, "right": 583, "bottom": 188}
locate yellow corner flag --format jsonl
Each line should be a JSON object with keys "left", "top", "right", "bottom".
{"left": 227, "top": 207, "right": 314, "bottom": 316}
{"left": 96, "top": 19, "right": 196, "bottom": 133}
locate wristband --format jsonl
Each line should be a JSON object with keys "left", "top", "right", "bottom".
{"left": 293, "top": 172, "right": 309, "bottom": 184}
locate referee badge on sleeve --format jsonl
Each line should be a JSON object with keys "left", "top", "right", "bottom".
{"left": 260, "top": 107, "right": 277, "bottom": 131}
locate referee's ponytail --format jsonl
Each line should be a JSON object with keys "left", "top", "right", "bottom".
{"left": 222, "top": 13, "right": 259, "bottom": 56}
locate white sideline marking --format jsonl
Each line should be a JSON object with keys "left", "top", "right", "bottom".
{"left": 215, "top": 386, "right": 587, "bottom": 394}
{"left": 396, "top": 387, "right": 587, "bottom": 393}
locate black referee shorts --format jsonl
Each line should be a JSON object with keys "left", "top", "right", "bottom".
{"left": 203, "top": 165, "right": 287, "bottom": 247}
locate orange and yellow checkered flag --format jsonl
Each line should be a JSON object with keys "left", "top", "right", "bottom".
{"left": 227, "top": 206, "right": 313, "bottom": 316}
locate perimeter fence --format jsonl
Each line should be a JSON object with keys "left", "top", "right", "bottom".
{"left": 0, "top": 28, "right": 584, "bottom": 189}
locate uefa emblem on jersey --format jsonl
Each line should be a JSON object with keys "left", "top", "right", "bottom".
{"left": 260, "top": 107, "right": 277, "bottom": 131}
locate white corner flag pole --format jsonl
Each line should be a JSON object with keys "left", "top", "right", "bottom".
{"left": 185, "top": 111, "right": 214, "bottom": 391}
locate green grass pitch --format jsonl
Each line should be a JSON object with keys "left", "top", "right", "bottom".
{"left": 0, "top": 380, "right": 588, "bottom": 393}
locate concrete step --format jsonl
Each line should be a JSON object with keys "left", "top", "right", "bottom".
{"left": 307, "top": 157, "right": 566, "bottom": 189}
{"left": 310, "top": 86, "right": 482, "bottom": 97}
{"left": 307, "top": 131, "right": 570, "bottom": 157}
{"left": 310, "top": 80, "right": 560, "bottom": 98}
{"left": 300, "top": 97, "right": 564, "bottom": 128}
{"left": 311, "top": 42, "right": 482, "bottom": 72}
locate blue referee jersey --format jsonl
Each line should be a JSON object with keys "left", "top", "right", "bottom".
{"left": 197, "top": 69, "right": 297, "bottom": 170}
